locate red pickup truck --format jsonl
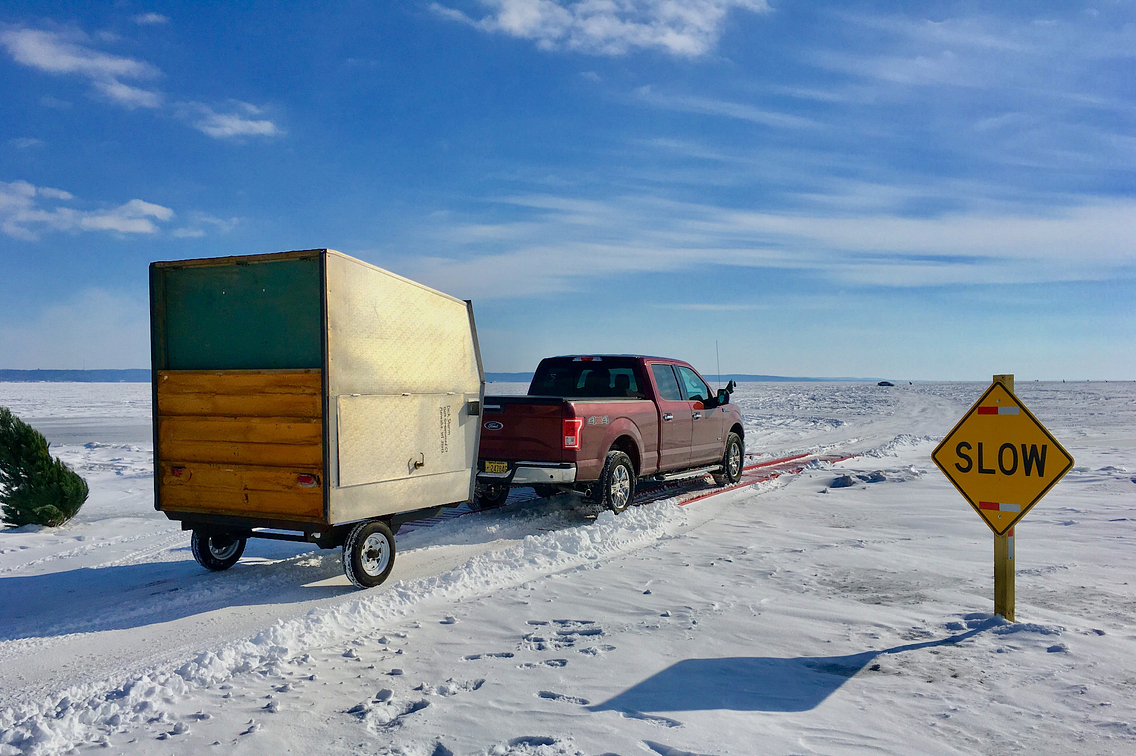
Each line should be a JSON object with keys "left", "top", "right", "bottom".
{"left": 475, "top": 355, "right": 745, "bottom": 512}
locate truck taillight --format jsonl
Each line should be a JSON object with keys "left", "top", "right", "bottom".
{"left": 563, "top": 418, "right": 583, "bottom": 450}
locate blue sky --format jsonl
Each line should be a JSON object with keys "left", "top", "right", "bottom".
{"left": 1, "top": 1, "right": 1133, "bottom": 379}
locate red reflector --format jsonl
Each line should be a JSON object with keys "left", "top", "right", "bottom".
{"left": 297, "top": 474, "right": 319, "bottom": 488}
{"left": 170, "top": 466, "right": 185, "bottom": 477}
{"left": 563, "top": 418, "right": 583, "bottom": 450}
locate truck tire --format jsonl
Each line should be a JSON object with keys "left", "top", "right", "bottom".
{"left": 597, "top": 450, "right": 636, "bottom": 514}
{"left": 713, "top": 432, "right": 744, "bottom": 486}
{"left": 472, "top": 483, "right": 509, "bottom": 511}
{"left": 343, "top": 520, "right": 396, "bottom": 589}
{"left": 191, "top": 530, "right": 246, "bottom": 571}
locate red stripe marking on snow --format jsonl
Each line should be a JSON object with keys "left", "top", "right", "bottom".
{"left": 743, "top": 453, "right": 811, "bottom": 471}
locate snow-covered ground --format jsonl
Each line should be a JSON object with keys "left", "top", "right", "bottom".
{"left": 1, "top": 380, "right": 1134, "bottom": 756}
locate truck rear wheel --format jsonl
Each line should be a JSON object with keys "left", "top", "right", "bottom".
{"left": 191, "top": 530, "right": 246, "bottom": 571}
{"left": 597, "top": 450, "right": 636, "bottom": 514}
{"left": 343, "top": 520, "right": 396, "bottom": 589}
{"left": 713, "top": 432, "right": 744, "bottom": 486}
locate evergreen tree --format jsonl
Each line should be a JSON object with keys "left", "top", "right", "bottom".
{"left": 0, "top": 407, "right": 88, "bottom": 527}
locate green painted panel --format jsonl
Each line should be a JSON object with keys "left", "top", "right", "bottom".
{"left": 163, "top": 258, "right": 322, "bottom": 370}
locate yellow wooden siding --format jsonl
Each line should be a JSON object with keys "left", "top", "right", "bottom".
{"left": 156, "top": 370, "right": 325, "bottom": 522}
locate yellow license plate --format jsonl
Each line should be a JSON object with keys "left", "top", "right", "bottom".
{"left": 484, "top": 461, "right": 508, "bottom": 474}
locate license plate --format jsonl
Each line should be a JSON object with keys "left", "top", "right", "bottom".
{"left": 484, "top": 461, "right": 508, "bottom": 474}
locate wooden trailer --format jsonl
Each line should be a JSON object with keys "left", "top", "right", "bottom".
{"left": 149, "top": 249, "right": 484, "bottom": 587}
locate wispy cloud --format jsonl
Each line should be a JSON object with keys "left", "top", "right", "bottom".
{"left": 0, "top": 27, "right": 162, "bottom": 108}
{"left": 172, "top": 213, "right": 239, "bottom": 238}
{"left": 392, "top": 192, "right": 1136, "bottom": 298}
{"left": 0, "top": 180, "right": 174, "bottom": 240}
{"left": 636, "top": 87, "right": 823, "bottom": 130}
{"left": 431, "top": 0, "right": 770, "bottom": 57}
{"left": 180, "top": 101, "right": 283, "bottom": 139}
{"left": 8, "top": 137, "right": 43, "bottom": 149}
{"left": 133, "top": 13, "right": 170, "bottom": 26}
{"left": 2, "top": 26, "right": 282, "bottom": 138}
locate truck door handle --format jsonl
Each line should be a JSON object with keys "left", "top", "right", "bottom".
{"left": 692, "top": 412, "right": 702, "bottom": 420}
{"left": 663, "top": 413, "right": 673, "bottom": 421}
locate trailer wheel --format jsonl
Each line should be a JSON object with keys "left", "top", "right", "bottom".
{"left": 713, "top": 432, "right": 744, "bottom": 486}
{"left": 472, "top": 483, "right": 509, "bottom": 511}
{"left": 597, "top": 450, "right": 636, "bottom": 514}
{"left": 191, "top": 530, "right": 246, "bottom": 571}
{"left": 343, "top": 520, "right": 396, "bottom": 589}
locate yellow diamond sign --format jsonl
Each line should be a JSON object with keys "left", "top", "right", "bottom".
{"left": 932, "top": 382, "right": 1074, "bottom": 536}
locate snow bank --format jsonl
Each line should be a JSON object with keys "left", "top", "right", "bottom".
{"left": 0, "top": 501, "right": 686, "bottom": 755}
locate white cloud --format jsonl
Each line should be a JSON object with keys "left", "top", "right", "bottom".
{"left": 393, "top": 192, "right": 1136, "bottom": 298}
{"left": 172, "top": 213, "right": 238, "bottom": 238}
{"left": 182, "top": 102, "right": 282, "bottom": 139}
{"left": 8, "top": 137, "right": 43, "bottom": 149}
{"left": 432, "top": 0, "right": 770, "bottom": 57}
{"left": 0, "top": 180, "right": 173, "bottom": 240}
{"left": 3, "top": 26, "right": 280, "bottom": 138}
{"left": 0, "top": 289, "right": 150, "bottom": 370}
{"left": 636, "top": 87, "right": 823, "bottom": 130}
{"left": 134, "top": 13, "right": 170, "bottom": 26}
{"left": 0, "top": 28, "right": 163, "bottom": 109}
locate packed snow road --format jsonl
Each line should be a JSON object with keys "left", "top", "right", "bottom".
{"left": 1, "top": 380, "right": 1134, "bottom": 755}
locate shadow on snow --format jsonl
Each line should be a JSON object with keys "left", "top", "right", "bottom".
{"left": 591, "top": 620, "right": 1000, "bottom": 714}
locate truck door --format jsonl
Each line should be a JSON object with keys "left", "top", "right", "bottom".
{"left": 675, "top": 365, "right": 723, "bottom": 465}
{"left": 649, "top": 363, "right": 692, "bottom": 471}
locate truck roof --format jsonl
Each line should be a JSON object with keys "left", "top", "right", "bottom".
{"left": 546, "top": 354, "right": 686, "bottom": 363}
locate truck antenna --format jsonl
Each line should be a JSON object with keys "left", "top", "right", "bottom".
{"left": 715, "top": 340, "right": 721, "bottom": 390}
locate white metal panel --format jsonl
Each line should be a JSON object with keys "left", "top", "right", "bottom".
{"left": 325, "top": 251, "right": 481, "bottom": 397}
{"left": 323, "top": 250, "right": 484, "bottom": 524}
{"left": 336, "top": 393, "right": 479, "bottom": 488}
{"left": 329, "top": 470, "right": 474, "bottom": 524}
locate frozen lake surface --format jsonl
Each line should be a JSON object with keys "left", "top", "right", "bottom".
{"left": 0, "top": 380, "right": 1134, "bottom": 755}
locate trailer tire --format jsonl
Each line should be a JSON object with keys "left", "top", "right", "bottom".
{"left": 713, "top": 432, "right": 744, "bottom": 486}
{"left": 191, "top": 530, "right": 246, "bottom": 572}
{"left": 597, "top": 450, "right": 636, "bottom": 514}
{"left": 343, "top": 520, "right": 396, "bottom": 589}
{"left": 472, "top": 483, "right": 509, "bottom": 511}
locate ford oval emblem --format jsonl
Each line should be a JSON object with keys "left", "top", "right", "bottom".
{"left": 484, "top": 421, "right": 504, "bottom": 431}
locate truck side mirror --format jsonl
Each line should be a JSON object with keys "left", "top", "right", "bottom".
{"left": 716, "top": 388, "right": 731, "bottom": 405}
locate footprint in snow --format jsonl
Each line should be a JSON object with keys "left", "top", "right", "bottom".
{"left": 538, "top": 690, "right": 590, "bottom": 705}
{"left": 518, "top": 659, "right": 568, "bottom": 669}
{"left": 463, "top": 652, "right": 514, "bottom": 661}
{"left": 620, "top": 710, "right": 682, "bottom": 728}
{"left": 643, "top": 739, "right": 710, "bottom": 756}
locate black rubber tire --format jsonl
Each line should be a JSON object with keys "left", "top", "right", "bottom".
{"left": 190, "top": 530, "right": 246, "bottom": 571}
{"left": 343, "top": 520, "right": 396, "bottom": 589}
{"left": 532, "top": 484, "right": 558, "bottom": 499}
{"left": 472, "top": 483, "right": 509, "bottom": 511}
{"left": 713, "top": 432, "right": 745, "bottom": 486}
{"left": 597, "top": 450, "right": 636, "bottom": 514}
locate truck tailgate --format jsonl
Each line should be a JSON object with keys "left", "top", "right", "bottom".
{"left": 479, "top": 396, "right": 566, "bottom": 463}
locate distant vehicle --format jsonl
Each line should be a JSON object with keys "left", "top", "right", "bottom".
{"left": 878, "top": 381, "right": 895, "bottom": 386}
{"left": 475, "top": 356, "right": 745, "bottom": 512}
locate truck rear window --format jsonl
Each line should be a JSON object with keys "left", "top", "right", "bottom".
{"left": 529, "top": 359, "right": 644, "bottom": 398}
